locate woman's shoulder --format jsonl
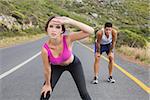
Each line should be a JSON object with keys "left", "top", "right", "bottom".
{"left": 63, "top": 34, "right": 70, "bottom": 41}
{"left": 62, "top": 34, "right": 73, "bottom": 46}
{"left": 41, "top": 43, "right": 49, "bottom": 54}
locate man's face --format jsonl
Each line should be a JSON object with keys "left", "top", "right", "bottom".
{"left": 104, "top": 27, "right": 112, "bottom": 35}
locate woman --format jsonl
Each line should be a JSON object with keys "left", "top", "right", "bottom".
{"left": 40, "top": 16, "right": 94, "bottom": 100}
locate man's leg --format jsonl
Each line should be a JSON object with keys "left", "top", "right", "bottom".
{"left": 107, "top": 52, "right": 115, "bottom": 83}
{"left": 94, "top": 52, "right": 101, "bottom": 77}
{"left": 92, "top": 52, "right": 101, "bottom": 84}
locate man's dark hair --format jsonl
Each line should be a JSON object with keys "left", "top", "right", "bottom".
{"left": 104, "top": 22, "right": 112, "bottom": 28}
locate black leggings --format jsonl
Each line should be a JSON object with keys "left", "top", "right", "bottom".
{"left": 48, "top": 55, "right": 91, "bottom": 100}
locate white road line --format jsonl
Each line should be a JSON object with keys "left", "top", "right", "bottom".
{"left": 0, "top": 52, "right": 41, "bottom": 79}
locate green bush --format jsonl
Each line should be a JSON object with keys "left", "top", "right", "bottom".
{"left": 23, "top": 27, "right": 42, "bottom": 35}
{"left": 0, "top": 1, "right": 13, "bottom": 14}
{"left": 11, "top": 11, "right": 26, "bottom": 24}
{"left": 12, "top": 11, "right": 26, "bottom": 19}
{"left": 44, "top": 3, "right": 69, "bottom": 17}
{"left": 0, "top": 31, "right": 23, "bottom": 37}
{"left": 117, "top": 29, "right": 147, "bottom": 48}
{"left": 69, "top": 13, "right": 91, "bottom": 25}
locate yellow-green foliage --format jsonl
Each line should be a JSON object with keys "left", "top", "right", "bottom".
{"left": 117, "top": 45, "right": 150, "bottom": 65}
{"left": 11, "top": 11, "right": 26, "bottom": 19}
{"left": 0, "top": 0, "right": 149, "bottom": 47}
{"left": 118, "top": 29, "right": 147, "bottom": 48}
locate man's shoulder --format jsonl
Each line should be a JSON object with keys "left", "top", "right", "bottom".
{"left": 112, "top": 28, "right": 117, "bottom": 35}
{"left": 97, "top": 28, "right": 103, "bottom": 35}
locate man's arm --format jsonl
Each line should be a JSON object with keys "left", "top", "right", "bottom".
{"left": 96, "top": 31, "right": 102, "bottom": 53}
{"left": 110, "top": 29, "right": 117, "bottom": 52}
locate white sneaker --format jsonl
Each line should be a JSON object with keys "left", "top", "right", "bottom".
{"left": 107, "top": 76, "right": 115, "bottom": 83}
{"left": 92, "top": 76, "right": 99, "bottom": 84}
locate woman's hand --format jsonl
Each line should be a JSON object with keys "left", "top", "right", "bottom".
{"left": 51, "top": 16, "right": 73, "bottom": 25}
{"left": 52, "top": 16, "right": 94, "bottom": 35}
{"left": 41, "top": 84, "right": 52, "bottom": 98}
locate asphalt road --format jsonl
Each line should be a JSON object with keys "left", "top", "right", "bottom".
{"left": 0, "top": 37, "right": 149, "bottom": 100}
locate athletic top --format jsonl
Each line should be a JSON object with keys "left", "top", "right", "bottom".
{"left": 100, "top": 28, "right": 112, "bottom": 45}
{"left": 43, "top": 35, "right": 72, "bottom": 65}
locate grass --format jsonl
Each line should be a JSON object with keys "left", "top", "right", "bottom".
{"left": 0, "top": 33, "right": 45, "bottom": 48}
{"left": 117, "top": 45, "right": 150, "bottom": 66}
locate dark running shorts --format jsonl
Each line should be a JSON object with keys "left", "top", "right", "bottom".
{"left": 94, "top": 43, "right": 114, "bottom": 55}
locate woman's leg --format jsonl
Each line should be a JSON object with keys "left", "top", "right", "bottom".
{"left": 41, "top": 65, "right": 64, "bottom": 100}
{"left": 50, "top": 65, "right": 65, "bottom": 90}
{"left": 68, "top": 56, "right": 91, "bottom": 100}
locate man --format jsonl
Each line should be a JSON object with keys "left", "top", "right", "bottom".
{"left": 92, "top": 22, "right": 117, "bottom": 84}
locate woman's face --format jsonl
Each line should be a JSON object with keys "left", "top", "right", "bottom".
{"left": 47, "top": 19, "right": 63, "bottom": 38}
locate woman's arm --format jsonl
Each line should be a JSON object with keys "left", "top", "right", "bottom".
{"left": 68, "top": 18, "right": 94, "bottom": 42}
{"left": 69, "top": 31, "right": 92, "bottom": 42}
{"left": 41, "top": 47, "right": 52, "bottom": 97}
{"left": 67, "top": 18, "right": 94, "bottom": 34}
{"left": 52, "top": 16, "right": 94, "bottom": 42}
